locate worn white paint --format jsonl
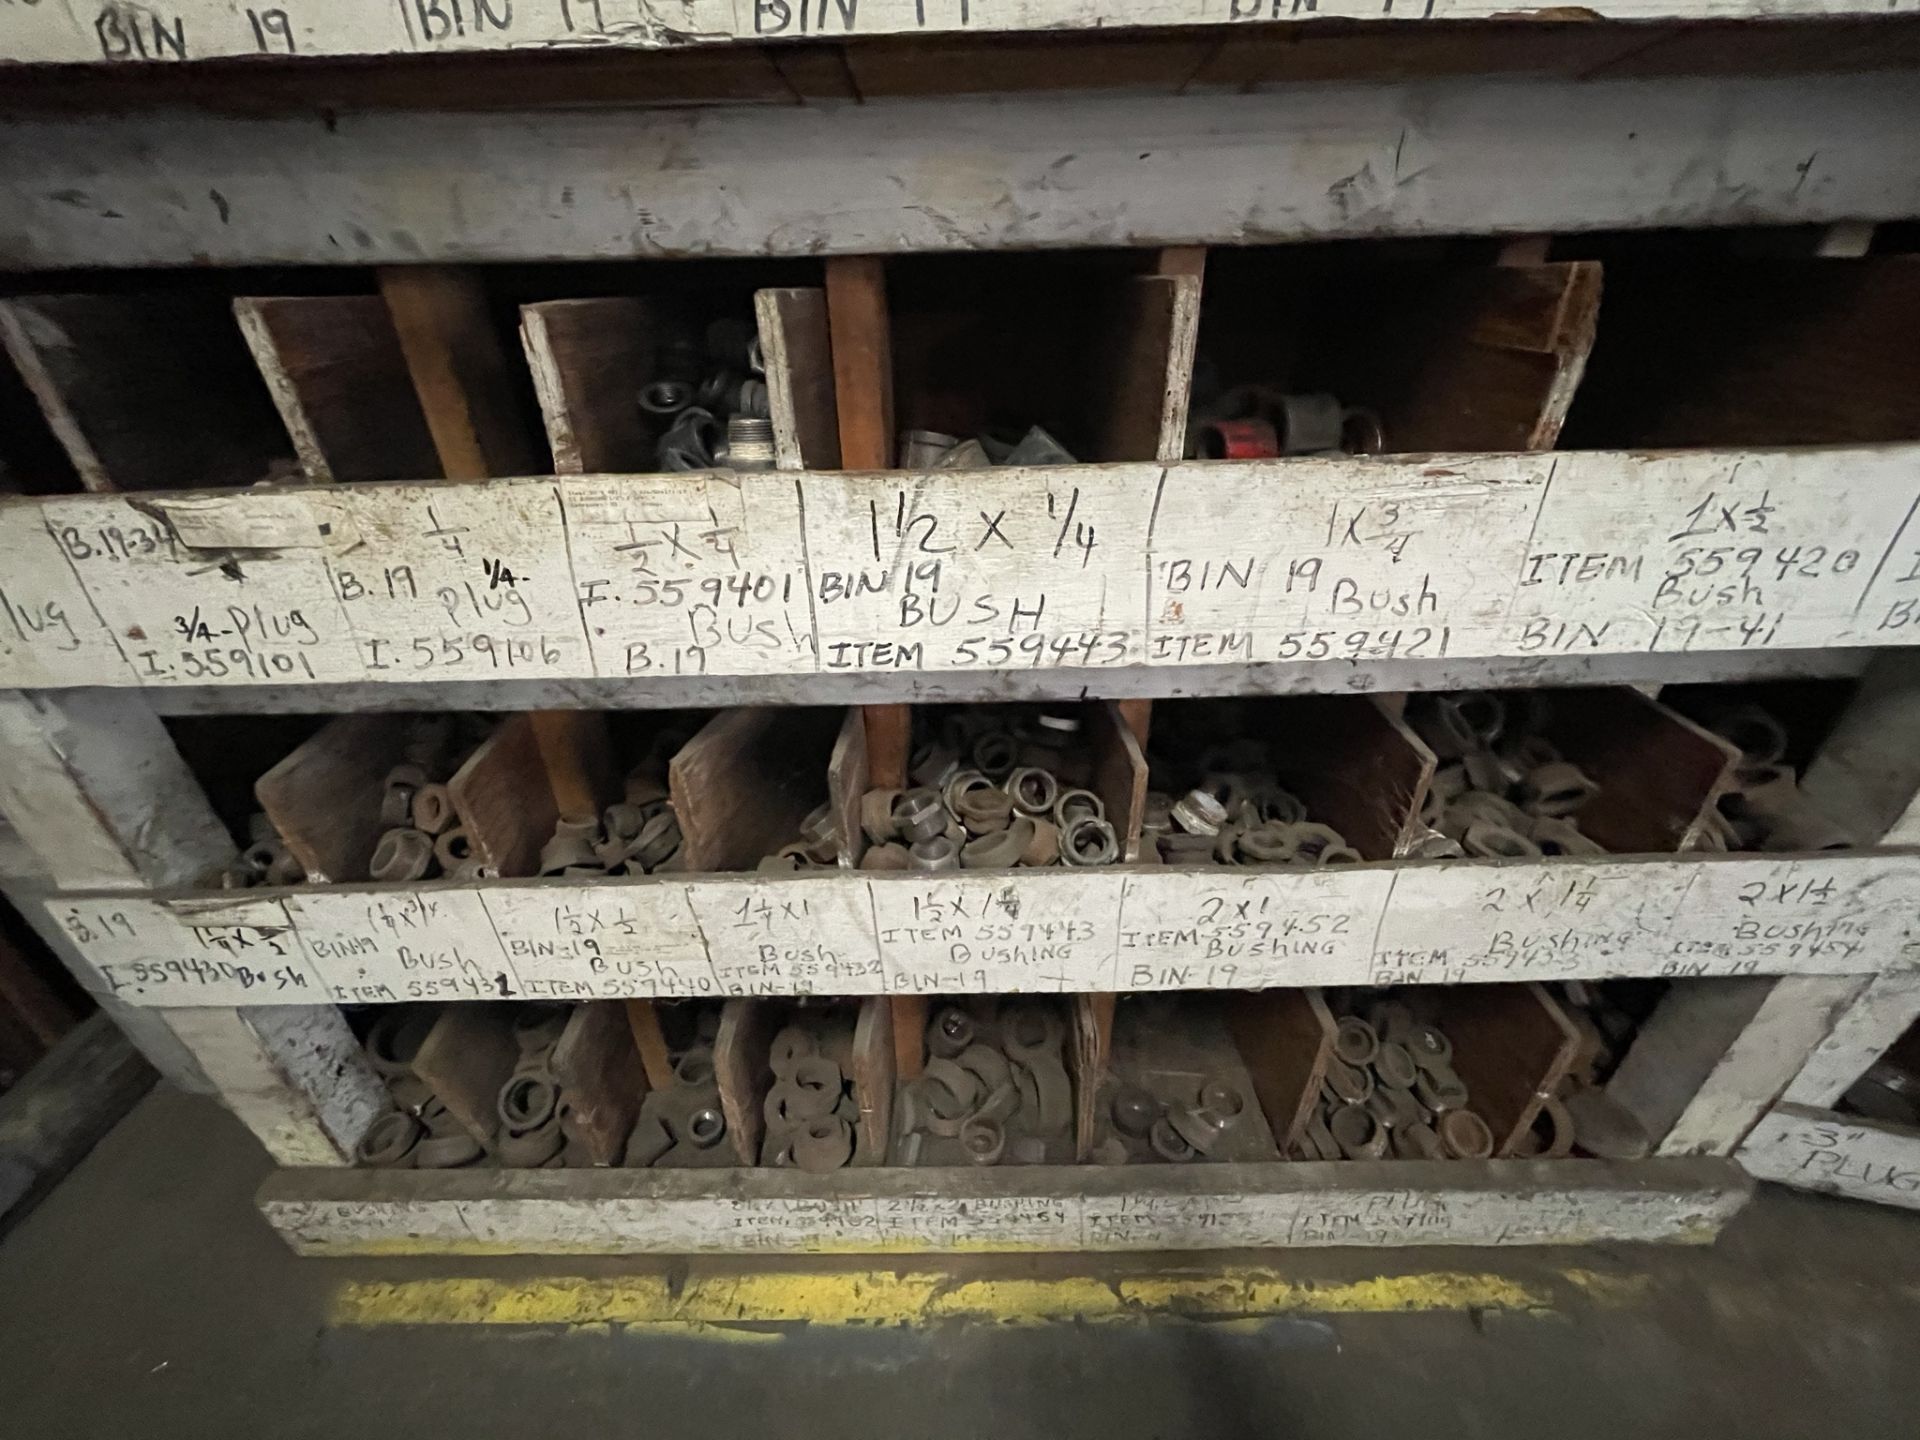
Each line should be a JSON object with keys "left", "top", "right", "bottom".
{"left": 258, "top": 1156, "right": 1749, "bottom": 1255}
{"left": 2, "top": 0, "right": 1913, "bottom": 67}
{"left": 46, "top": 849, "right": 1919, "bottom": 1007}
{"left": 1740, "top": 1103, "right": 1920, "bottom": 1209}
{"left": 4, "top": 76, "right": 1919, "bottom": 266}
{"left": 4, "top": 448, "right": 1919, "bottom": 693}
{"left": 1780, "top": 969, "right": 1920, "bottom": 1108}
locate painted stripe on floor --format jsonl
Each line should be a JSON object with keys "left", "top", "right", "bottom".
{"left": 332, "top": 1266, "right": 1648, "bottom": 1330}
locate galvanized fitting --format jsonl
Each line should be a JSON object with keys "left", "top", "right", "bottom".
{"left": 859, "top": 843, "right": 911, "bottom": 871}
{"left": 1004, "top": 424, "right": 1077, "bottom": 467}
{"left": 1199, "top": 1078, "right": 1247, "bottom": 1127}
{"left": 1405, "top": 827, "right": 1465, "bottom": 860}
{"left": 934, "top": 438, "right": 993, "bottom": 469}
{"left": 898, "top": 429, "right": 961, "bottom": 468}
{"left": 961, "top": 818, "right": 1032, "bottom": 869}
{"left": 956, "top": 787, "right": 1014, "bottom": 837}
{"left": 895, "top": 787, "right": 947, "bottom": 843}
{"left": 410, "top": 782, "right": 454, "bottom": 836}
{"left": 1053, "top": 788, "right": 1105, "bottom": 829}
{"left": 1405, "top": 1023, "right": 1453, "bottom": 1070}
{"left": 1316, "top": 844, "right": 1362, "bottom": 866}
{"left": 371, "top": 827, "right": 435, "bottom": 882}
{"left": 1141, "top": 791, "right": 1174, "bottom": 834}
{"left": 1170, "top": 788, "right": 1228, "bottom": 837}
{"left": 942, "top": 768, "right": 993, "bottom": 816}
{"left": 1060, "top": 815, "right": 1118, "bottom": 867}
{"left": 909, "top": 834, "right": 961, "bottom": 871}
{"left": 723, "top": 415, "right": 775, "bottom": 470}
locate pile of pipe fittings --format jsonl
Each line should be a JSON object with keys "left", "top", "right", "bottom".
{"left": 1142, "top": 735, "right": 1358, "bottom": 867}
{"left": 1528, "top": 980, "right": 1653, "bottom": 1161}
{"left": 1405, "top": 691, "right": 1606, "bottom": 860}
{"left": 218, "top": 812, "right": 308, "bottom": 888}
{"left": 1292, "top": 1000, "right": 1495, "bottom": 1162}
{"left": 859, "top": 708, "right": 1119, "bottom": 872}
{"left": 760, "top": 1022, "right": 861, "bottom": 1171}
{"left": 756, "top": 802, "right": 845, "bottom": 873}
{"left": 494, "top": 1005, "right": 587, "bottom": 1167}
{"left": 893, "top": 1001, "right": 1076, "bottom": 1166}
{"left": 898, "top": 424, "right": 1077, "bottom": 470}
{"left": 638, "top": 317, "right": 775, "bottom": 472}
{"left": 369, "top": 761, "right": 492, "bottom": 883}
{"left": 1100, "top": 1071, "right": 1257, "bottom": 1164}
{"left": 626, "top": 1037, "right": 731, "bottom": 1168}
{"left": 539, "top": 753, "right": 684, "bottom": 878}
{"left": 1698, "top": 704, "right": 1855, "bottom": 853}
{"left": 1186, "top": 385, "right": 1385, "bottom": 460}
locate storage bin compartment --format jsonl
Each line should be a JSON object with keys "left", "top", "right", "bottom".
{"left": 0, "top": 286, "right": 298, "bottom": 492}
{"left": 879, "top": 251, "right": 1197, "bottom": 469}
{"left": 716, "top": 995, "right": 892, "bottom": 1168}
{"left": 1558, "top": 239, "right": 1920, "bottom": 447}
{"left": 1141, "top": 694, "right": 1435, "bottom": 866}
{"left": 1188, "top": 240, "right": 1601, "bottom": 458}
{"left": 513, "top": 259, "right": 834, "bottom": 473}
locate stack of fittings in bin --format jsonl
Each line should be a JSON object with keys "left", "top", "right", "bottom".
{"left": 893, "top": 1001, "right": 1076, "bottom": 1166}
{"left": 351, "top": 1007, "right": 465, "bottom": 1169}
{"left": 760, "top": 1023, "right": 860, "bottom": 1171}
{"left": 897, "top": 425, "right": 1078, "bottom": 470}
{"left": 756, "top": 802, "right": 846, "bottom": 873}
{"left": 1290, "top": 1000, "right": 1496, "bottom": 1162}
{"left": 1697, "top": 703, "right": 1855, "bottom": 853}
{"left": 626, "top": 1038, "right": 731, "bottom": 1168}
{"left": 218, "top": 811, "right": 308, "bottom": 889}
{"left": 1101, "top": 1071, "right": 1256, "bottom": 1164}
{"left": 1141, "top": 735, "right": 1357, "bottom": 868}
{"left": 1186, "top": 385, "right": 1385, "bottom": 460}
{"left": 540, "top": 754, "right": 684, "bottom": 878}
{"left": 1405, "top": 691, "right": 1606, "bottom": 861}
{"left": 637, "top": 317, "right": 775, "bottom": 472}
{"left": 369, "top": 760, "right": 493, "bottom": 883}
{"left": 855, "top": 708, "right": 1119, "bottom": 873}
{"left": 495, "top": 1005, "right": 589, "bottom": 1168}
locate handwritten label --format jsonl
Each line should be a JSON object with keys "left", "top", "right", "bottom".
{"left": 692, "top": 877, "right": 886, "bottom": 994}
{"left": 46, "top": 895, "right": 320, "bottom": 1003}
{"left": 0, "top": 505, "right": 122, "bottom": 686}
{"left": 1743, "top": 1108, "right": 1920, "bottom": 1204}
{"left": 870, "top": 870, "right": 1125, "bottom": 993}
{"left": 1115, "top": 867, "right": 1391, "bottom": 989}
{"left": 285, "top": 888, "right": 513, "bottom": 1003}
{"left": 480, "top": 883, "right": 714, "bottom": 998}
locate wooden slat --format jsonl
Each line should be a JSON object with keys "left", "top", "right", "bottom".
{"left": 447, "top": 715, "right": 557, "bottom": 879}
{"left": 1431, "top": 982, "right": 1579, "bottom": 1156}
{"left": 253, "top": 714, "right": 427, "bottom": 884}
{"left": 755, "top": 287, "right": 842, "bottom": 471}
{"left": 551, "top": 1000, "right": 648, "bottom": 1166}
{"left": 669, "top": 707, "right": 843, "bottom": 872}
{"left": 824, "top": 255, "right": 893, "bottom": 471}
{"left": 1227, "top": 988, "right": 1336, "bottom": 1153}
{"left": 622, "top": 999, "right": 677, "bottom": 1092}
{"left": 518, "top": 297, "right": 660, "bottom": 475}
{"left": 409, "top": 1005, "right": 517, "bottom": 1152}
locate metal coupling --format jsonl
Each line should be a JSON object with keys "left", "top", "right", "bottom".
{"left": 370, "top": 827, "right": 434, "bottom": 882}
{"left": 722, "top": 415, "right": 776, "bottom": 470}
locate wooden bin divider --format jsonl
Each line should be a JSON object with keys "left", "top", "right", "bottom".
{"left": 253, "top": 714, "right": 447, "bottom": 884}
{"left": 1421, "top": 983, "right": 1581, "bottom": 1157}
{"left": 826, "top": 707, "right": 870, "bottom": 868}
{"left": 0, "top": 291, "right": 295, "bottom": 492}
{"left": 850, "top": 996, "right": 895, "bottom": 1166}
{"left": 446, "top": 714, "right": 562, "bottom": 878}
{"left": 622, "top": 998, "right": 677, "bottom": 1092}
{"left": 755, "top": 286, "right": 841, "bottom": 470}
{"left": 1269, "top": 696, "right": 1436, "bottom": 860}
{"left": 550, "top": 1000, "right": 649, "bottom": 1167}
{"left": 1226, "top": 988, "right": 1339, "bottom": 1154}
{"left": 233, "top": 294, "right": 442, "bottom": 484}
{"left": 1071, "top": 993, "right": 1113, "bottom": 1163}
{"left": 410, "top": 1005, "right": 519, "bottom": 1154}
{"left": 519, "top": 296, "right": 665, "bottom": 474}
{"left": 669, "top": 706, "right": 845, "bottom": 872}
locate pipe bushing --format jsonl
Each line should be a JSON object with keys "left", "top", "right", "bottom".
{"left": 1529, "top": 816, "right": 1605, "bottom": 857}
{"left": 540, "top": 830, "right": 598, "bottom": 876}
{"left": 923, "top": 1056, "right": 981, "bottom": 1113}
{"left": 1149, "top": 1115, "right": 1196, "bottom": 1162}
{"left": 631, "top": 811, "right": 683, "bottom": 871}
{"left": 370, "top": 827, "right": 434, "bottom": 882}
{"left": 414, "top": 1132, "right": 484, "bottom": 1169}
{"left": 1020, "top": 818, "right": 1061, "bottom": 867}
{"left": 1414, "top": 1063, "right": 1470, "bottom": 1113}
{"left": 687, "top": 1107, "right": 727, "bottom": 1149}
{"left": 1007, "top": 767, "right": 1060, "bottom": 817}
{"left": 379, "top": 782, "right": 415, "bottom": 829}
{"left": 1167, "top": 1103, "right": 1224, "bottom": 1156}
{"left": 908, "top": 742, "right": 960, "bottom": 788}
{"left": 1061, "top": 816, "right": 1118, "bottom": 867}
{"left": 1003, "top": 1004, "right": 1064, "bottom": 1063}
{"left": 498, "top": 1073, "right": 559, "bottom": 1133}
{"left": 553, "top": 810, "right": 600, "bottom": 842}
{"left": 1303, "top": 1112, "right": 1339, "bottom": 1161}
{"left": 956, "top": 1043, "right": 1013, "bottom": 1092}
{"left": 1438, "top": 1108, "right": 1495, "bottom": 1159}
{"left": 859, "top": 842, "right": 912, "bottom": 872}
{"left": 769, "top": 1026, "right": 816, "bottom": 1076}
{"left": 1111, "top": 1085, "right": 1158, "bottom": 1138}
{"left": 927, "top": 1006, "right": 975, "bottom": 1059}
{"left": 1392, "top": 1121, "right": 1445, "bottom": 1160}
{"left": 786, "top": 1056, "right": 843, "bottom": 1114}
{"left": 408, "top": 782, "right": 453, "bottom": 836}
{"left": 1249, "top": 785, "right": 1308, "bottom": 826}
{"left": 498, "top": 1115, "right": 565, "bottom": 1167}
{"left": 799, "top": 802, "right": 836, "bottom": 849}
{"left": 1235, "top": 825, "right": 1299, "bottom": 864}
{"left": 793, "top": 1116, "right": 854, "bottom": 1172}
{"left": 1333, "top": 1017, "right": 1380, "bottom": 1068}
{"left": 1405, "top": 1023, "right": 1453, "bottom": 1070}
{"left": 1521, "top": 761, "right": 1601, "bottom": 817}
{"left": 943, "top": 769, "right": 993, "bottom": 815}
{"left": 355, "top": 1111, "right": 422, "bottom": 1168}
{"left": 603, "top": 802, "right": 647, "bottom": 842}
{"left": 896, "top": 788, "right": 947, "bottom": 842}
{"left": 1367, "top": 1083, "right": 1424, "bottom": 1131}
{"left": 909, "top": 835, "right": 961, "bottom": 871}
{"left": 1330, "top": 1103, "right": 1389, "bottom": 1158}
{"left": 956, "top": 787, "right": 1015, "bottom": 837}
{"left": 1317, "top": 845, "right": 1362, "bottom": 866}
{"left": 970, "top": 731, "right": 1019, "bottom": 780}
{"left": 861, "top": 788, "right": 902, "bottom": 843}
{"left": 1373, "top": 1041, "right": 1419, "bottom": 1090}
{"left": 434, "top": 827, "right": 474, "bottom": 872}
{"left": 1325, "top": 1056, "right": 1374, "bottom": 1104}
{"left": 1027, "top": 1054, "right": 1074, "bottom": 1133}
{"left": 959, "top": 1115, "right": 1007, "bottom": 1165}
{"left": 1527, "top": 1095, "right": 1577, "bottom": 1159}
{"left": 1053, "top": 788, "right": 1105, "bottom": 829}
{"left": 1171, "top": 789, "right": 1227, "bottom": 837}
{"left": 1199, "top": 1078, "right": 1247, "bottom": 1126}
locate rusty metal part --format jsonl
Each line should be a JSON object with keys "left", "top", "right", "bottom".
{"left": 1149, "top": 1115, "right": 1196, "bottom": 1162}
{"left": 1019, "top": 818, "right": 1061, "bottom": 866}
{"left": 1329, "top": 1103, "right": 1390, "bottom": 1158}
{"left": 410, "top": 783, "right": 455, "bottom": 836}
{"left": 1372, "top": 1040, "right": 1419, "bottom": 1090}
{"left": 1462, "top": 821, "right": 1542, "bottom": 859}
{"left": 960, "top": 1115, "right": 1007, "bottom": 1166}
{"left": 1060, "top": 815, "right": 1118, "bottom": 867}
{"left": 768, "top": 1026, "right": 817, "bottom": 1076}
{"left": 927, "top": 1006, "right": 976, "bottom": 1060}
{"left": 1111, "top": 1085, "right": 1158, "bottom": 1138}
{"left": 1392, "top": 1121, "right": 1445, "bottom": 1160}
{"left": 1438, "top": 1108, "right": 1495, "bottom": 1159}
{"left": 1006, "top": 766, "right": 1060, "bottom": 817}
{"left": 909, "top": 835, "right": 961, "bottom": 871}
{"left": 1520, "top": 762, "right": 1601, "bottom": 818}
{"left": 1325, "top": 1056, "right": 1374, "bottom": 1105}
{"left": 1170, "top": 788, "right": 1228, "bottom": 837}
{"left": 414, "top": 1132, "right": 485, "bottom": 1169}
{"left": 793, "top": 1116, "right": 854, "bottom": 1172}
{"left": 498, "top": 1073, "right": 560, "bottom": 1133}
{"left": 355, "top": 1111, "right": 422, "bottom": 1167}
{"left": 1333, "top": 1016, "right": 1380, "bottom": 1068}
{"left": 625, "top": 1113, "right": 672, "bottom": 1166}
{"left": 433, "top": 827, "right": 475, "bottom": 872}
{"left": 1053, "top": 788, "right": 1105, "bottom": 829}
{"left": 923, "top": 1056, "right": 982, "bottom": 1113}
{"left": 861, "top": 788, "right": 903, "bottom": 843}
{"left": 686, "top": 1107, "right": 728, "bottom": 1149}
{"left": 859, "top": 843, "right": 912, "bottom": 871}
{"left": 498, "top": 1115, "right": 565, "bottom": 1167}
{"left": 1413, "top": 1063, "right": 1470, "bottom": 1113}
{"left": 1561, "top": 1084, "right": 1653, "bottom": 1159}
{"left": 370, "top": 827, "right": 435, "bottom": 882}
{"left": 1405, "top": 1023, "right": 1453, "bottom": 1070}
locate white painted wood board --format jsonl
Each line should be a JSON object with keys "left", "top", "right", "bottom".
{"left": 1780, "top": 968, "right": 1920, "bottom": 1108}
{"left": 45, "top": 849, "right": 1920, "bottom": 1007}
{"left": 1741, "top": 1103, "right": 1920, "bottom": 1210}
{"left": 3, "top": 76, "right": 1918, "bottom": 265}
{"left": 6, "top": 447, "right": 1920, "bottom": 692}
{"left": 1, "top": 0, "right": 1912, "bottom": 67}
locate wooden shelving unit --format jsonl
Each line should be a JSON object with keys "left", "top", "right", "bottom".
{"left": 2, "top": 8, "right": 1918, "bottom": 1254}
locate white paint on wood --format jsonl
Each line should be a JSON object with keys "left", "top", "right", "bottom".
{"left": 50, "top": 849, "right": 1920, "bottom": 1007}
{"left": 2, "top": 0, "right": 1913, "bottom": 67}
{"left": 1740, "top": 1103, "right": 1920, "bottom": 1209}
{"left": 257, "top": 1157, "right": 1750, "bottom": 1255}
{"left": 1781, "top": 969, "right": 1920, "bottom": 1107}
{"left": 4, "top": 77, "right": 1919, "bottom": 265}
{"left": 233, "top": 298, "right": 337, "bottom": 484}
{"left": 7, "top": 448, "right": 1918, "bottom": 692}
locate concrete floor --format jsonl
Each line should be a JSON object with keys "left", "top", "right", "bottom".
{"left": 3, "top": 1089, "right": 1919, "bottom": 1439}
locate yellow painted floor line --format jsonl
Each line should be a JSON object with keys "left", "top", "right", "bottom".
{"left": 332, "top": 1266, "right": 1650, "bottom": 1331}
